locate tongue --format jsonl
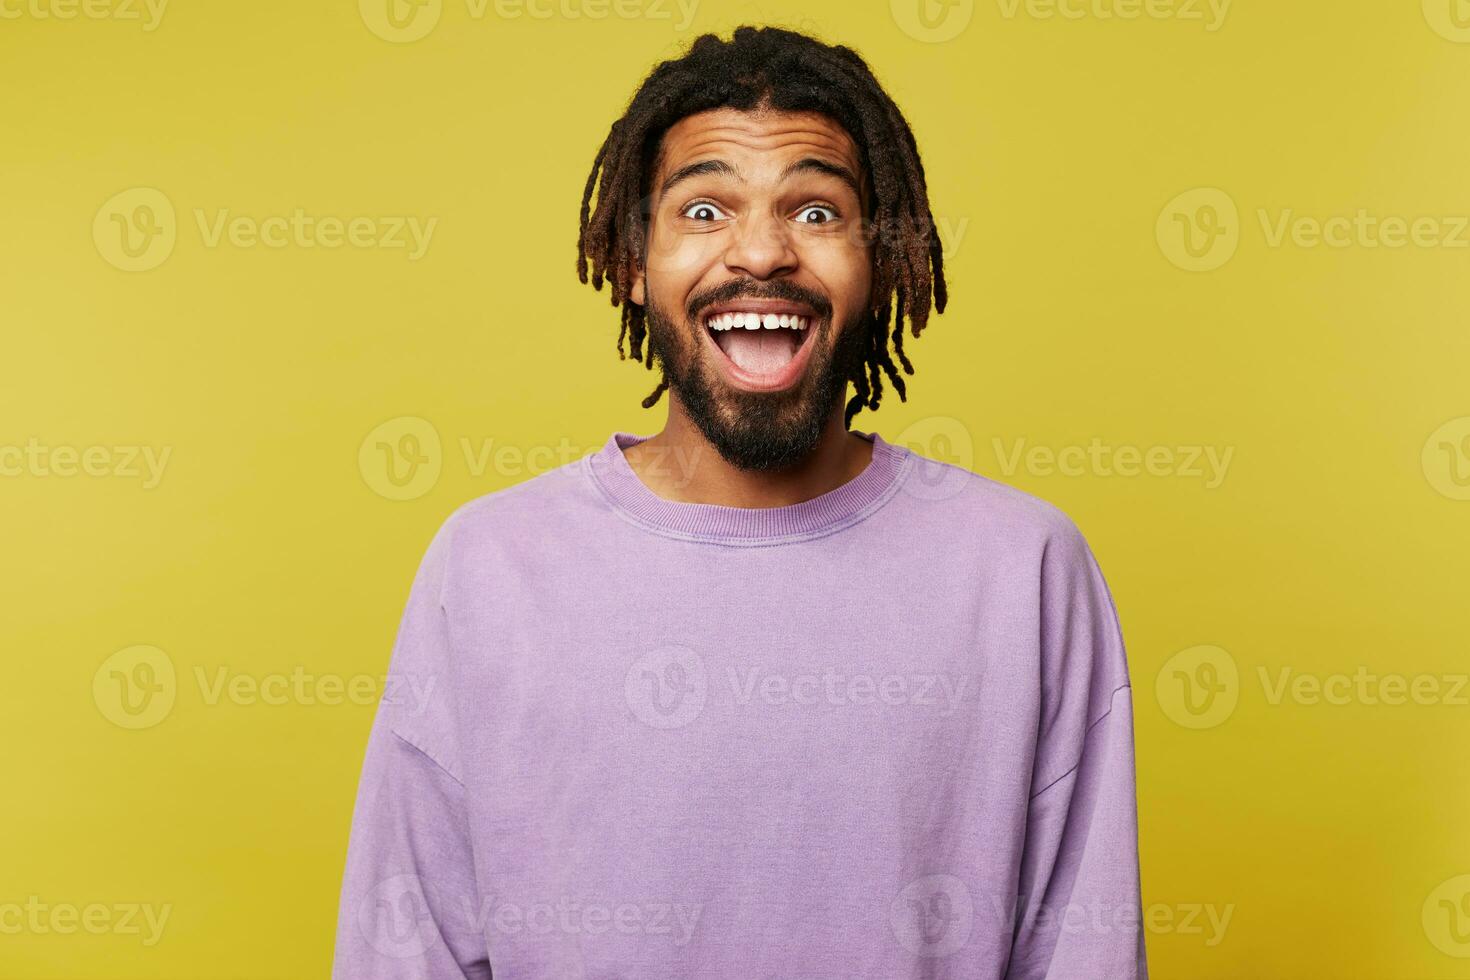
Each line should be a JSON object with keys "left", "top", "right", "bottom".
{"left": 716, "top": 330, "right": 798, "bottom": 375}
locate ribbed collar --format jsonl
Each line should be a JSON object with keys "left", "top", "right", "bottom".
{"left": 584, "top": 430, "right": 911, "bottom": 545}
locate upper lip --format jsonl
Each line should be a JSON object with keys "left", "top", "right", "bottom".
{"left": 700, "top": 298, "right": 820, "bottom": 322}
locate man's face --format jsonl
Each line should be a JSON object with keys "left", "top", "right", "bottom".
{"left": 630, "top": 107, "right": 874, "bottom": 471}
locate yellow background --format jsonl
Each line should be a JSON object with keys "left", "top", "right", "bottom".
{"left": 4, "top": 0, "right": 1469, "bottom": 976}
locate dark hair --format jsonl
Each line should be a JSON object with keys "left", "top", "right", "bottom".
{"left": 576, "top": 25, "right": 948, "bottom": 425}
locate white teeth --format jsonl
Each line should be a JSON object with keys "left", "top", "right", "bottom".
{"left": 705, "top": 312, "right": 811, "bottom": 331}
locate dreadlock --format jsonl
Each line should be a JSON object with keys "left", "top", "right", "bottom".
{"left": 576, "top": 25, "right": 948, "bottom": 426}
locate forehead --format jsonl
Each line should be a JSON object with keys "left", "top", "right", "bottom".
{"left": 653, "top": 107, "right": 863, "bottom": 184}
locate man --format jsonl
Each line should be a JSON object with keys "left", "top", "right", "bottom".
{"left": 334, "top": 25, "right": 1147, "bottom": 979}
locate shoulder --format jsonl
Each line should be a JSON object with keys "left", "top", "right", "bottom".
{"left": 893, "top": 438, "right": 1096, "bottom": 562}
{"left": 414, "top": 454, "right": 594, "bottom": 578}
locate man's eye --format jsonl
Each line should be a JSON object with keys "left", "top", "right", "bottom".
{"left": 680, "top": 202, "right": 728, "bottom": 222}
{"left": 795, "top": 205, "right": 839, "bottom": 225}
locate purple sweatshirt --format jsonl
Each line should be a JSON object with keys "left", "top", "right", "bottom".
{"left": 333, "top": 431, "right": 1147, "bottom": 979}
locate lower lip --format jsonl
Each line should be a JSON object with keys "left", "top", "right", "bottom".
{"left": 699, "top": 319, "right": 819, "bottom": 392}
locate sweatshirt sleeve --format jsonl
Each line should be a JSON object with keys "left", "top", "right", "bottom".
{"left": 331, "top": 516, "right": 491, "bottom": 980}
{"left": 1005, "top": 519, "right": 1148, "bottom": 980}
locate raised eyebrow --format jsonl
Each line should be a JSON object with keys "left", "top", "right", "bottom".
{"left": 779, "top": 157, "right": 862, "bottom": 198}
{"left": 659, "top": 159, "right": 740, "bottom": 197}
{"left": 658, "top": 157, "right": 862, "bottom": 199}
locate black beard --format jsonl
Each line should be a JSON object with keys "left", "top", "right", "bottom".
{"left": 643, "top": 284, "right": 866, "bottom": 472}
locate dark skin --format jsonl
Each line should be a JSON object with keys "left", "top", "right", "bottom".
{"left": 624, "top": 107, "right": 877, "bottom": 507}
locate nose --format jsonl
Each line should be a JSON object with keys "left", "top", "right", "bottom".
{"left": 722, "top": 210, "right": 798, "bottom": 281}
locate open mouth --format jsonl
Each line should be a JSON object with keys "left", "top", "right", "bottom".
{"left": 700, "top": 304, "right": 818, "bottom": 392}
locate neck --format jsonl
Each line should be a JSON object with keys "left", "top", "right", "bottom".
{"left": 622, "top": 391, "right": 874, "bottom": 508}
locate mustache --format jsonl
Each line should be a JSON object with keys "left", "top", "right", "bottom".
{"left": 685, "top": 278, "right": 833, "bottom": 324}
